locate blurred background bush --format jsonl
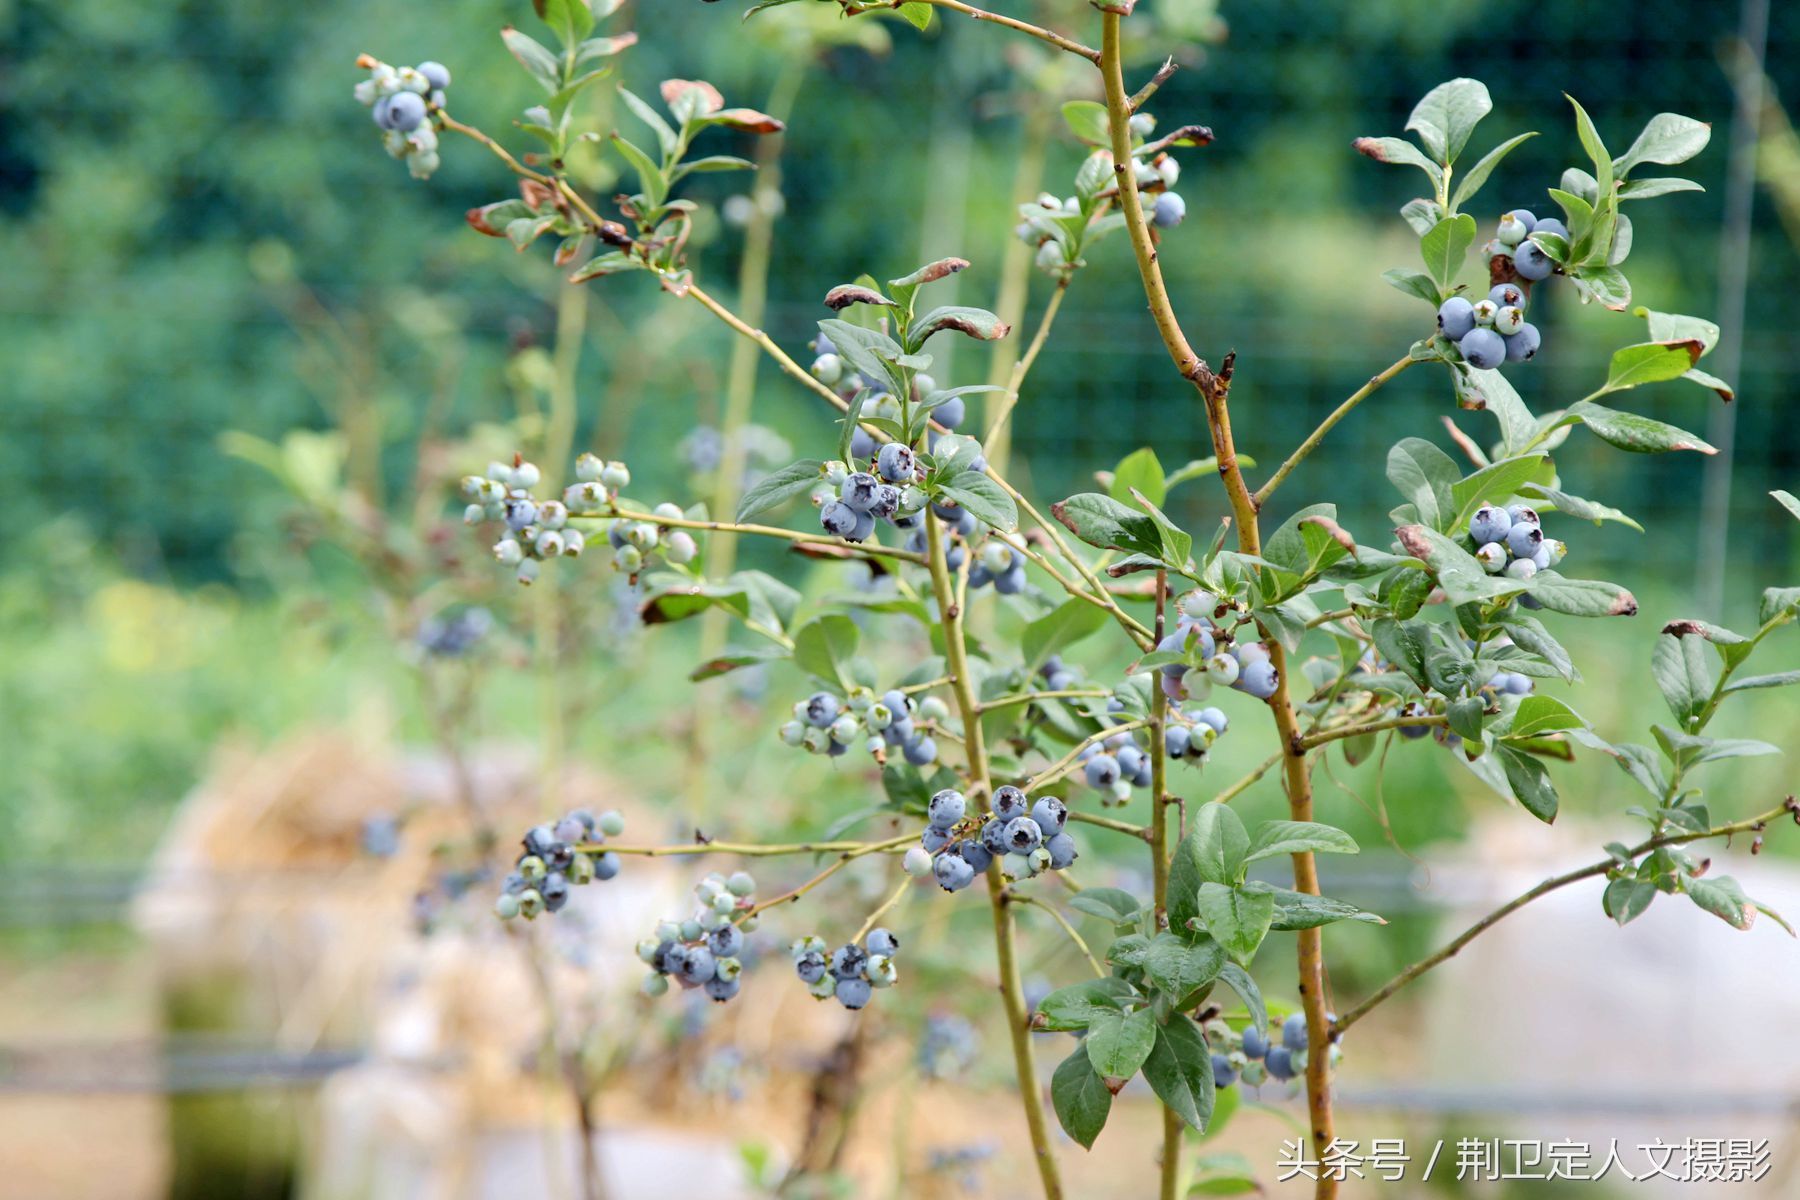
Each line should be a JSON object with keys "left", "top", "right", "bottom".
{"left": 1, "top": 1, "right": 1796, "bottom": 1197}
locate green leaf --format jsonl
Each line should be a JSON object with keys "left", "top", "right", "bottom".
{"left": 1505, "top": 694, "right": 1587, "bottom": 738}
{"left": 638, "top": 581, "right": 750, "bottom": 625}
{"left": 1561, "top": 402, "right": 1715, "bottom": 455}
{"left": 1381, "top": 269, "right": 1442, "bottom": 305}
{"left": 1183, "top": 804, "right": 1251, "bottom": 888}
{"left": 1109, "top": 447, "right": 1167, "bottom": 510}
{"left": 938, "top": 471, "right": 1017, "bottom": 533}
{"left": 688, "top": 646, "right": 789, "bottom": 682}
{"left": 1618, "top": 176, "right": 1705, "bottom": 200}
{"left": 501, "top": 26, "right": 563, "bottom": 93}
{"left": 1653, "top": 630, "right": 1712, "bottom": 725}
{"left": 1067, "top": 887, "right": 1143, "bottom": 926}
{"left": 1772, "top": 490, "right": 1800, "bottom": 523}
{"left": 1194, "top": 884, "right": 1275, "bottom": 964}
{"left": 1614, "top": 112, "right": 1712, "bottom": 176}
{"left": 1525, "top": 571, "right": 1639, "bottom": 618}
{"left": 1518, "top": 484, "right": 1643, "bottom": 532}
{"left": 1497, "top": 744, "right": 1558, "bottom": 822}
{"left": 1051, "top": 493, "right": 1163, "bottom": 558}
{"left": 536, "top": 0, "right": 596, "bottom": 45}
{"left": 1353, "top": 136, "right": 1444, "bottom": 189}
{"left": 1449, "top": 131, "right": 1537, "bottom": 210}
{"left": 1022, "top": 598, "right": 1110, "bottom": 674}
{"left": 1392, "top": 524, "right": 1526, "bottom": 608}
{"left": 1570, "top": 264, "right": 1631, "bottom": 310}
{"left": 1215, "top": 963, "right": 1266, "bottom": 1039}
{"left": 1448, "top": 454, "right": 1552, "bottom": 533}
{"left": 1601, "top": 341, "right": 1704, "bottom": 393}
{"left": 1566, "top": 93, "right": 1614, "bottom": 209}
{"left": 1419, "top": 213, "right": 1477, "bottom": 289}
{"left": 1725, "top": 669, "right": 1800, "bottom": 694}
{"left": 911, "top": 305, "right": 1011, "bottom": 346}
{"left": 609, "top": 134, "right": 666, "bottom": 206}
{"left": 818, "top": 319, "right": 903, "bottom": 397}
{"left": 1061, "top": 100, "right": 1111, "bottom": 147}
{"left": 1635, "top": 308, "right": 1720, "bottom": 355}
{"left": 1686, "top": 875, "right": 1756, "bottom": 931}
{"left": 896, "top": 0, "right": 932, "bottom": 30}
{"left": 1142, "top": 933, "right": 1226, "bottom": 1000}
{"left": 1407, "top": 78, "right": 1492, "bottom": 164}
{"left": 1262, "top": 888, "right": 1387, "bottom": 930}
{"left": 735, "top": 459, "right": 823, "bottom": 522}
{"left": 1142, "top": 1012, "right": 1217, "bottom": 1132}
{"left": 1603, "top": 877, "right": 1657, "bottom": 926}
{"left": 1085, "top": 1006, "right": 1157, "bottom": 1079}
{"left": 1035, "top": 977, "right": 1136, "bottom": 1032}
{"left": 618, "top": 85, "right": 678, "bottom": 157}
{"left": 1244, "top": 821, "right": 1359, "bottom": 864}
{"left": 1051, "top": 1047, "right": 1112, "bottom": 1150}
{"left": 1386, "top": 437, "right": 1460, "bottom": 528}
{"left": 791, "top": 614, "right": 859, "bottom": 687}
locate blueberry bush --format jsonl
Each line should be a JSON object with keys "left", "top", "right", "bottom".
{"left": 349, "top": 2, "right": 1799, "bottom": 1196}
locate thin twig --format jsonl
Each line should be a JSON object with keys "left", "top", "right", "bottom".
{"left": 1010, "top": 893, "right": 1106, "bottom": 977}
{"left": 915, "top": 0, "right": 1100, "bottom": 61}
{"left": 1253, "top": 357, "right": 1415, "bottom": 509}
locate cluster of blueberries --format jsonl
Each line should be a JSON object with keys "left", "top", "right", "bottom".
{"left": 1468, "top": 502, "right": 1564, "bottom": 583}
{"left": 779, "top": 687, "right": 945, "bottom": 767}
{"left": 1155, "top": 592, "right": 1281, "bottom": 705}
{"left": 1014, "top": 111, "right": 1185, "bottom": 274}
{"left": 791, "top": 927, "right": 900, "bottom": 1010}
{"left": 1438, "top": 208, "right": 1570, "bottom": 369}
{"left": 904, "top": 786, "right": 1077, "bottom": 891}
{"left": 1436, "top": 279, "right": 1542, "bottom": 370}
{"left": 637, "top": 872, "right": 760, "bottom": 1003}
{"left": 816, "top": 443, "right": 926, "bottom": 545}
{"left": 1075, "top": 731, "right": 1154, "bottom": 803}
{"left": 462, "top": 455, "right": 698, "bottom": 584}
{"left": 1209, "top": 1013, "right": 1327, "bottom": 1090}
{"left": 414, "top": 606, "right": 493, "bottom": 658}
{"left": 352, "top": 57, "right": 449, "bottom": 179}
{"left": 493, "top": 808, "right": 626, "bottom": 921}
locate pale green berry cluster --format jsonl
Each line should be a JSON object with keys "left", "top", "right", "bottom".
{"left": 636, "top": 872, "right": 759, "bottom": 1003}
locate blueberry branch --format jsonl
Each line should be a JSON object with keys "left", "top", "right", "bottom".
{"left": 924, "top": 500, "right": 1066, "bottom": 1200}
{"left": 1098, "top": 14, "right": 1339, "bottom": 1188}
{"left": 851, "top": 875, "right": 916, "bottom": 945}
{"left": 1253, "top": 356, "right": 1416, "bottom": 509}
{"left": 912, "top": 0, "right": 1101, "bottom": 62}
{"left": 1147, "top": 567, "right": 1184, "bottom": 1200}
{"left": 1007, "top": 892, "right": 1107, "bottom": 978}
{"left": 1022, "top": 719, "right": 1152, "bottom": 791}
{"left": 1065, "top": 809, "right": 1151, "bottom": 840}
{"left": 974, "top": 687, "right": 1111, "bottom": 714}
{"left": 1332, "top": 797, "right": 1800, "bottom": 1036}
{"left": 743, "top": 831, "right": 922, "bottom": 918}
{"left": 1212, "top": 750, "right": 1283, "bottom": 805}
{"left": 576, "top": 835, "right": 912, "bottom": 858}
{"left": 1295, "top": 712, "right": 1452, "bottom": 752}
{"left": 569, "top": 505, "right": 928, "bottom": 566}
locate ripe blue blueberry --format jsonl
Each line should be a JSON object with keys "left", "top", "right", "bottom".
{"left": 678, "top": 946, "right": 717, "bottom": 988}
{"left": 866, "top": 927, "right": 900, "bottom": 957}
{"left": 1045, "top": 832, "right": 1078, "bottom": 870}
{"left": 1513, "top": 238, "right": 1553, "bottom": 280}
{"left": 1265, "top": 1045, "right": 1295, "bottom": 1080}
{"left": 820, "top": 500, "right": 858, "bottom": 538}
{"left": 1211, "top": 1054, "right": 1238, "bottom": 1087}
{"left": 995, "top": 564, "right": 1027, "bottom": 595}
{"left": 841, "top": 472, "right": 881, "bottom": 512}
{"left": 981, "top": 818, "right": 1009, "bottom": 857}
{"left": 877, "top": 443, "right": 915, "bottom": 483}
{"left": 1165, "top": 725, "right": 1192, "bottom": 758}
{"left": 848, "top": 509, "right": 877, "bottom": 544}
{"left": 1437, "top": 296, "right": 1475, "bottom": 341}
{"left": 993, "top": 785, "right": 1028, "bottom": 821}
{"left": 935, "top": 395, "right": 966, "bottom": 428}
{"left": 836, "top": 977, "right": 873, "bottom": 1010}
{"left": 1282, "top": 1012, "right": 1309, "bottom": 1050}
{"left": 928, "top": 788, "right": 967, "bottom": 829}
{"left": 1532, "top": 217, "right": 1569, "bottom": 242}
{"left": 709, "top": 925, "right": 744, "bottom": 957}
{"left": 383, "top": 90, "right": 428, "bottom": 132}
{"left": 417, "top": 61, "right": 451, "bottom": 90}
{"left": 1488, "top": 283, "right": 1525, "bottom": 309}
{"left": 830, "top": 943, "right": 868, "bottom": 979}
{"left": 959, "top": 839, "right": 993, "bottom": 872}
{"left": 1197, "top": 706, "right": 1228, "bottom": 734}
{"left": 1003, "top": 816, "right": 1044, "bottom": 855}
{"left": 1504, "top": 322, "right": 1541, "bottom": 362}
{"left": 921, "top": 826, "right": 952, "bottom": 854}
{"left": 1241, "top": 1025, "right": 1269, "bottom": 1059}
{"left": 795, "top": 950, "right": 827, "bottom": 984}
{"left": 1459, "top": 327, "right": 1505, "bottom": 370}
{"left": 1240, "top": 660, "right": 1280, "bottom": 700}
{"left": 1084, "top": 754, "right": 1120, "bottom": 788}
{"left": 705, "top": 976, "right": 741, "bottom": 1003}
{"left": 850, "top": 427, "right": 876, "bottom": 459}
{"left": 903, "top": 735, "right": 937, "bottom": 766}
{"left": 934, "top": 852, "right": 977, "bottom": 892}
{"left": 1153, "top": 192, "right": 1186, "bottom": 228}
{"left": 1505, "top": 522, "right": 1543, "bottom": 559}
{"left": 1030, "top": 797, "right": 1067, "bottom": 836}
{"left": 1468, "top": 503, "right": 1511, "bottom": 546}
